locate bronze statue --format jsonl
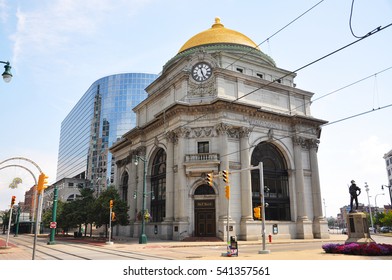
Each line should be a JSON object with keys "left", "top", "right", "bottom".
{"left": 349, "top": 180, "right": 361, "bottom": 212}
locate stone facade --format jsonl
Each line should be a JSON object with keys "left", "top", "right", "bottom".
{"left": 110, "top": 21, "right": 329, "bottom": 241}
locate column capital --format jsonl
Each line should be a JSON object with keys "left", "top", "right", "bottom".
{"left": 293, "top": 136, "right": 306, "bottom": 148}
{"left": 307, "top": 138, "right": 320, "bottom": 150}
{"left": 239, "top": 126, "right": 253, "bottom": 138}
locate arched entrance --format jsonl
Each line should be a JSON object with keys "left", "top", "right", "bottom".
{"left": 251, "top": 142, "right": 290, "bottom": 221}
{"left": 194, "top": 184, "right": 216, "bottom": 237}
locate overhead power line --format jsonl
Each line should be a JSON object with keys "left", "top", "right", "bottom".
{"left": 226, "top": 0, "right": 325, "bottom": 70}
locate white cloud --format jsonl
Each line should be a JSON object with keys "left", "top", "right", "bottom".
{"left": 10, "top": 0, "right": 151, "bottom": 65}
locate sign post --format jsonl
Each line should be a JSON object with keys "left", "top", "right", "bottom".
{"left": 220, "top": 163, "right": 270, "bottom": 255}
{"left": 106, "top": 200, "right": 114, "bottom": 245}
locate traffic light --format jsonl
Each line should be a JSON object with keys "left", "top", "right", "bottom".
{"left": 222, "top": 170, "right": 229, "bottom": 183}
{"left": 37, "top": 172, "right": 49, "bottom": 193}
{"left": 253, "top": 206, "right": 261, "bottom": 220}
{"left": 111, "top": 212, "right": 116, "bottom": 221}
{"left": 11, "top": 195, "right": 16, "bottom": 206}
{"left": 110, "top": 200, "right": 113, "bottom": 208}
{"left": 206, "top": 173, "right": 213, "bottom": 187}
{"left": 225, "top": 185, "right": 230, "bottom": 199}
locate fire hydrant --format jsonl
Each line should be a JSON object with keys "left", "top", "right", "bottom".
{"left": 268, "top": 234, "right": 272, "bottom": 243}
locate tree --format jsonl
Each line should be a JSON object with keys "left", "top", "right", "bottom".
{"left": 92, "top": 186, "right": 129, "bottom": 237}
{"left": 374, "top": 212, "right": 386, "bottom": 227}
{"left": 380, "top": 211, "right": 392, "bottom": 227}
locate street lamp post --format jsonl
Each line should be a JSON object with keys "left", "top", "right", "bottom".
{"left": 364, "top": 183, "right": 374, "bottom": 230}
{"left": 381, "top": 185, "right": 392, "bottom": 206}
{"left": 134, "top": 155, "right": 148, "bottom": 244}
{"left": 1, "top": 61, "right": 12, "bottom": 83}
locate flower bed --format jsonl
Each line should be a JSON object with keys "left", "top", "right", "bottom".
{"left": 322, "top": 243, "right": 392, "bottom": 256}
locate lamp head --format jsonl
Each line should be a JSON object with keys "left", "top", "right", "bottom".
{"left": 132, "top": 155, "right": 138, "bottom": 166}
{"left": 2, "top": 62, "right": 12, "bottom": 83}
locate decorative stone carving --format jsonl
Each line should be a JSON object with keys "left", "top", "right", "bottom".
{"left": 239, "top": 127, "right": 252, "bottom": 138}
{"left": 306, "top": 138, "right": 320, "bottom": 150}
{"left": 165, "top": 131, "right": 178, "bottom": 144}
{"left": 267, "top": 128, "right": 274, "bottom": 141}
{"left": 173, "top": 127, "right": 191, "bottom": 138}
{"left": 188, "top": 78, "right": 216, "bottom": 97}
{"left": 191, "top": 127, "right": 215, "bottom": 138}
{"left": 293, "top": 136, "right": 307, "bottom": 148}
{"left": 134, "top": 146, "right": 146, "bottom": 156}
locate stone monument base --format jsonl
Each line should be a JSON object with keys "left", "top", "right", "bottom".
{"left": 345, "top": 212, "right": 375, "bottom": 244}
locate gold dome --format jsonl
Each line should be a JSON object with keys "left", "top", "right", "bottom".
{"left": 178, "top": 17, "right": 260, "bottom": 53}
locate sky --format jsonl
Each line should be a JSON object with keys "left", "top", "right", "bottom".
{"left": 0, "top": 0, "right": 391, "bottom": 217}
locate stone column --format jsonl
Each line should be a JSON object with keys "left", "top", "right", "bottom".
{"left": 308, "top": 139, "right": 329, "bottom": 238}
{"left": 216, "top": 123, "right": 229, "bottom": 219}
{"left": 293, "top": 136, "right": 307, "bottom": 219}
{"left": 172, "top": 127, "right": 190, "bottom": 240}
{"left": 164, "top": 132, "right": 175, "bottom": 222}
{"left": 239, "top": 127, "right": 255, "bottom": 240}
{"left": 240, "top": 127, "right": 253, "bottom": 220}
{"left": 129, "top": 155, "right": 137, "bottom": 222}
{"left": 175, "top": 127, "right": 188, "bottom": 221}
{"left": 293, "top": 136, "right": 312, "bottom": 239}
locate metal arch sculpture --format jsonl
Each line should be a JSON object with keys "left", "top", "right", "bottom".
{"left": 0, "top": 157, "right": 43, "bottom": 173}
{"left": 0, "top": 157, "right": 43, "bottom": 260}
{"left": 0, "top": 164, "right": 38, "bottom": 185}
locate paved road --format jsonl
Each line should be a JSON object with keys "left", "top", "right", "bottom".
{"left": 1, "top": 233, "right": 391, "bottom": 260}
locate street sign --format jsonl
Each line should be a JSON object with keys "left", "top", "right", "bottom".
{"left": 50, "top": 222, "right": 57, "bottom": 229}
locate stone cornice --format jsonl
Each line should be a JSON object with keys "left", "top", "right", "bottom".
{"left": 116, "top": 99, "right": 326, "bottom": 147}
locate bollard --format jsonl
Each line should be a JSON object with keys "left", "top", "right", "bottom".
{"left": 268, "top": 234, "right": 272, "bottom": 243}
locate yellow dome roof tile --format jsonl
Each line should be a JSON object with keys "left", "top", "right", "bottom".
{"left": 178, "top": 17, "right": 260, "bottom": 53}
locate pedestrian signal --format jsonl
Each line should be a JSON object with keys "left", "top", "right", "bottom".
{"left": 111, "top": 212, "right": 116, "bottom": 221}
{"left": 110, "top": 199, "right": 113, "bottom": 208}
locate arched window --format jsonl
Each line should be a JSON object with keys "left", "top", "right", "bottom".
{"left": 121, "top": 171, "right": 129, "bottom": 202}
{"left": 251, "top": 142, "right": 290, "bottom": 221}
{"left": 151, "top": 148, "right": 166, "bottom": 222}
{"left": 194, "top": 184, "right": 215, "bottom": 195}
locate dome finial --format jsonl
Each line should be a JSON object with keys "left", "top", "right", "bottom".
{"left": 212, "top": 17, "right": 223, "bottom": 28}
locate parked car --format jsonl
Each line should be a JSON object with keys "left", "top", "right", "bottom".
{"left": 380, "top": 226, "right": 390, "bottom": 233}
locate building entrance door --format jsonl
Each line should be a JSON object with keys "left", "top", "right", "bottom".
{"left": 194, "top": 200, "right": 216, "bottom": 237}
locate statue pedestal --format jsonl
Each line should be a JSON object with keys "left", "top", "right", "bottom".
{"left": 345, "top": 212, "right": 375, "bottom": 244}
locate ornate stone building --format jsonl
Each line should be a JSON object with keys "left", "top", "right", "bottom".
{"left": 110, "top": 18, "right": 329, "bottom": 240}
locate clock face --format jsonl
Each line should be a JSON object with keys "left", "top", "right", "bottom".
{"left": 192, "top": 62, "right": 212, "bottom": 82}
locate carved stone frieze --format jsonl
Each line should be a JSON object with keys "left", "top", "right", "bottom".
{"left": 188, "top": 78, "right": 216, "bottom": 97}
{"left": 173, "top": 127, "right": 191, "bottom": 138}
{"left": 214, "top": 123, "right": 244, "bottom": 139}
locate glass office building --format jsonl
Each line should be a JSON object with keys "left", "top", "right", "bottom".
{"left": 56, "top": 73, "right": 157, "bottom": 192}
